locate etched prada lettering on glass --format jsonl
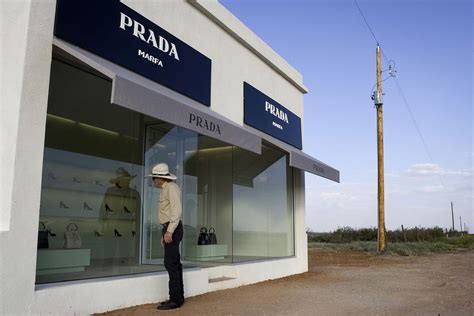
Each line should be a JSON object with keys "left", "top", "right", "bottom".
{"left": 189, "top": 113, "right": 221, "bottom": 135}
{"left": 120, "top": 12, "right": 180, "bottom": 61}
{"left": 313, "top": 164, "right": 325, "bottom": 174}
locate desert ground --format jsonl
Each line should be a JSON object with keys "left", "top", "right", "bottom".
{"left": 99, "top": 248, "right": 473, "bottom": 315}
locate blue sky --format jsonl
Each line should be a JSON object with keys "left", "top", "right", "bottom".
{"left": 220, "top": 0, "right": 473, "bottom": 232}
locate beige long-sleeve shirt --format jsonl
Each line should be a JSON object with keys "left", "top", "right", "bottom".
{"left": 158, "top": 181, "right": 182, "bottom": 233}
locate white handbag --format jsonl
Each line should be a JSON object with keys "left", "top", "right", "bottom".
{"left": 64, "top": 223, "right": 82, "bottom": 249}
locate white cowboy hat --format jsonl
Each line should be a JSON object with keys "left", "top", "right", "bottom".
{"left": 109, "top": 167, "right": 136, "bottom": 184}
{"left": 145, "top": 163, "right": 177, "bottom": 180}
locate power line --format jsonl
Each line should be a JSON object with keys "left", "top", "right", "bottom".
{"left": 392, "top": 78, "right": 446, "bottom": 188}
{"left": 353, "top": 0, "right": 447, "bottom": 189}
{"left": 354, "top": 0, "right": 379, "bottom": 45}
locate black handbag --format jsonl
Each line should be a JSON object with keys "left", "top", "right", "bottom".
{"left": 38, "top": 222, "right": 49, "bottom": 249}
{"left": 197, "top": 227, "right": 209, "bottom": 245}
{"left": 208, "top": 227, "right": 217, "bottom": 245}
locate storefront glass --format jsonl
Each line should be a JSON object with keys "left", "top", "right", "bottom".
{"left": 232, "top": 145, "right": 294, "bottom": 262}
{"left": 36, "top": 57, "right": 294, "bottom": 284}
{"left": 181, "top": 137, "right": 233, "bottom": 263}
{"left": 36, "top": 59, "right": 147, "bottom": 283}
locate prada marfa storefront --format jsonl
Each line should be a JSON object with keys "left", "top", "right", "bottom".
{"left": 1, "top": 0, "right": 338, "bottom": 314}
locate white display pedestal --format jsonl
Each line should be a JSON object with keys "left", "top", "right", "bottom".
{"left": 186, "top": 244, "right": 228, "bottom": 261}
{"left": 36, "top": 249, "right": 91, "bottom": 275}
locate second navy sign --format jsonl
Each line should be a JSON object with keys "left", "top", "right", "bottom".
{"left": 244, "top": 82, "right": 302, "bottom": 149}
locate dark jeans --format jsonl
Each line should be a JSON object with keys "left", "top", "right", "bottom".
{"left": 162, "top": 221, "right": 184, "bottom": 304}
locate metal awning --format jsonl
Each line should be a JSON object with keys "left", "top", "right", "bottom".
{"left": 53, "top": 38, "right": 339, "bottom": 182}
{"left": 244, "top": 125, "right": 340, "bottom": 183}
{"left": 53, "top": 38, "right": 261, "bottom": 154}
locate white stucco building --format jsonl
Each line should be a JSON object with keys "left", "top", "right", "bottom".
{"left": 0, "top": 1, "right": 339, "bottom": 314}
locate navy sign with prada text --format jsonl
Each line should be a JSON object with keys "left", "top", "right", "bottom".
{"left": 54, "top": 0, "right": 211, "bottom": 106}
{"left": 244, "top": 82, "right": 302, "bottom": 149}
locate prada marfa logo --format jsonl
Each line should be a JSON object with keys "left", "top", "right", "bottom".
{"left": 120, "top": 12, "right": 180, "bottom": 68}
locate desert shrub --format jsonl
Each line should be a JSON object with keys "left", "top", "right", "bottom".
{"left": 387, "top": 227, "right": 444, "bottom": 243}
{"left": 384, "top": 241, "right": 454, "bottom": 256}
{"left": 308, "top": 226, "right": 448, "bottom": 243}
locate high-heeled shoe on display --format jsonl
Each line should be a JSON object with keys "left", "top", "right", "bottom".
{"left": 94, "top": 230, "right": 103, "bottom": 237}
{"left": 48, "top": 172, "right": 56, "bottom": 180}
{"left": 105, "top": 204, "right": 114, "bottom": 213}
{"left": 47, "top": 229, "right": 56, "bottom": 237}
{"left": 114, "top": 229, "right": 122, "bottom": 237}
{"left": 132, "top": 231, "right": 136, "bottom": 237}
{"left": 123, "top": 206, "right": 131, "bottom": 213}
{"left": 59, "top": 201, "right": 69, "bottom": 209}
{"left": 73, "top": 177, "right": 81, "bottom": 183}
{"left": 83, "top": 202, "right": 93, "bottom": 211}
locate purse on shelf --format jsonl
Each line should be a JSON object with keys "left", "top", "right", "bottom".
{"left": 64, "top": 223, "right": 82, "bottom": 249}
{"left": 208, "top": 227, "right": 217, "bottom": 245}
{"left": 197, "top": 227, "right": 209, "bottom": 245}
{"left": 38, "top": 221, "right": 49, "bottom": 249}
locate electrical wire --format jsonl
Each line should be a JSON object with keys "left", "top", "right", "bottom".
{"left": 392, "top": 78, "right": 446, "bottom": 188}
{"left": 354, "top": 0, "right": 379, "bottom": 45}
{"left": 370, "top": 76, "right": 394, "bottom": 96}
{"left": 353, "top": 0, "right": 447, "bottom": 189}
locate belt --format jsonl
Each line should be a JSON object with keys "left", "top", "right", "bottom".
{"left": 161, "top": 221, "right": 182, "bottom": 228}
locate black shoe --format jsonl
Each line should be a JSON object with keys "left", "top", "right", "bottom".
{"left": 159, "top": 300, "right": 170, "bottom": 306}
{"left": 105, "top": 204, "right": 114, "bottom": 213}
{"left": 157, "top": 301, "right": 182, "bottom": 310}
{"left": 114, "top": 229, "right": 122, "bottom": 237}
{"left": 59, "top": 201, "right": 69, "bottom": 209}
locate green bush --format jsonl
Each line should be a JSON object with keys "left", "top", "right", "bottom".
{"left": 387, "top": 227, "right": 445, "bottom": 242}
{"left": 308, "top": 226, "right": 448, "bottom": 243}
{"left": 384, "top": 241, "right": 454, "bottom": 256}
{"left": 308, "top": 230, "right": 474, "bottom": 256}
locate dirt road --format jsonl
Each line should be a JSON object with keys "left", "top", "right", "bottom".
{"left": 100, "top": 249, "right": 473, "bottom": 315}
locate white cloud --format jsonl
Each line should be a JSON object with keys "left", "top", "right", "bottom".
{"left": 386, "top": 171, "right": 401, "bottom": 177}
{"left": 406, "top": 163, "right": 442, "bottom": 175}
{"left": 417, "top": 185, "right": 445, "bottom": 193}
{"left": 406, "top": 163, "right": 472, "bottom": 177}
{"left": 305, "top": 169, "right": 473, "bottom": 232}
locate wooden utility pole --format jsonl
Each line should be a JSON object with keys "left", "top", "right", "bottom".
{"left": 451, "top": 201, "right": 455, "bottom": 232}
{"left": 374, "top": 45, "right": 386, "bottom": 252}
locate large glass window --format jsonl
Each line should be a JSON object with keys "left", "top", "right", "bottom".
{"left": 36, "top": 57, "right": 294, "bottom": 284}
{"left": 181, "top": 137, "right": 233, "bottom": 263}
{"left": 232, "top": 145, "right": 294, "bottom": 262}
{"left": 36, "top": 59, "right": 152, "bottom": 283}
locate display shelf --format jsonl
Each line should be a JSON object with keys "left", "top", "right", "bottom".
{"left": 40, "top": 187, "right": 140, "bottom": 220}
{"left": 36, "top": 248, "right": 91, "bottom": 275}
{"left": 38, "top": 217, "right": 138, "bottom": 260}
{"left": 185, "top": 244, "right": 228, "bottom": 261}
{"left": 42, "top": 179, "right": 141, "bottom": 196}
{"left": 42, "top": 180, "right": 109, "bottom": 195}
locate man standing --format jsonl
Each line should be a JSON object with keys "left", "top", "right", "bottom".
{"left": 147, "top": 163, "right": 184, "bottom": 310}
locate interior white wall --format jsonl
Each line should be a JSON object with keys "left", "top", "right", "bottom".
{"left": 0, "top": 1, "right": 309, "bottom": 315}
